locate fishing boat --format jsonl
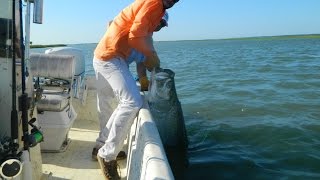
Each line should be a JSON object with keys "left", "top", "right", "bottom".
{"left": 0, "top": 0, "right": 187, "bottom": 179}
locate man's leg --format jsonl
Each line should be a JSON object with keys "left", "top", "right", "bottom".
{"left": 94, "top": 71, "right": 117, "bottom": 147}
{"left": 94, "top": 57, "right": 143, "bottom": 179}
{"left": 96, "top": 57, "right": 143, "bottom": 161}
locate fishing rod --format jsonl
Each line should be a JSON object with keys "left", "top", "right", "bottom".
{"left": 11, "top": 0, "right": 43, "bottom": 153}
{"left": 19, "top": 0, "right": 43, "bottom": 150}
{"left": 1, "top": 1, "right": 42, "bottom": 178}
{"left": 18, "top": 0, "right": 31, "bottom": 151}
{"left": 10, "top": 0, "right": 30, "bottom": 152}
{"left": 10, "top": 0, "right": 19, "bottom": 155}
{"left": 0, "top": 2, "right": 21, "bottom": 179}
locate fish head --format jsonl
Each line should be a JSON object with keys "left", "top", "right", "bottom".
{"left": 149, "top": 68, "right": 175, "bottom": 101}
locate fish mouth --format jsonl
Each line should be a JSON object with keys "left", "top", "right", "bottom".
{"left": 155, "top": 72, "right": 171, "bottom": 80}
{"left": 156, "top": 79, "right": 172, "bottom": 100}
{"left": 155, "top": 68, "right": 175, "bottom": 78}
{"left": 154, "top": 69, "right": 174, "bottom": 100}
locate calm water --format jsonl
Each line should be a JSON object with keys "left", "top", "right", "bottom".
{"left": 32, "top": 37, "right": 320, "bottom": 179}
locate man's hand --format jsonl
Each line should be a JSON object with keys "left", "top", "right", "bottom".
{"left": 144, "top": 52, "right": 160, "bottom": 71}
{"left": 139, "top": 76, "right": 149, "bottom": 91}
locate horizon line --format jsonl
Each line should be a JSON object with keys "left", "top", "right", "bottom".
{"left": 33, "top": 33, "right": 320, "bottom": 46}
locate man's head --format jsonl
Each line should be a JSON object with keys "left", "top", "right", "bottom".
{"left": 162, "top": 0, "right": 179, "bottom": 9}
{"left": 154, "top": 11, "right": 169, "bottom": 32}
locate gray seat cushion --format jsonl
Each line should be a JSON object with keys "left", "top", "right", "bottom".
{"left": 30, "top": 53, "right": 75, "bottom": 79}
{"left": 37, "top": 93, "right": 70, "bottom": 112}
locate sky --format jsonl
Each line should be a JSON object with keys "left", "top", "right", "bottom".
{"left": 29, "top": 0, "right": 320, "bottom": 45}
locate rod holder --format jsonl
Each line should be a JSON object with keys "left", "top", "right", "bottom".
{"left": 0, "top": 159, "right": 22, "bottom": 179}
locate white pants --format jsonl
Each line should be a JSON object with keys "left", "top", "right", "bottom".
{"left": 93, "top": 57, "right": 143, "bottom": 161}
{"left": 95, "top": 71, "right": 117, "bottom": 147}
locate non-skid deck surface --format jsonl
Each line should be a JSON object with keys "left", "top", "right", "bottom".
{"left": 41, "top": 117, "right": 127, "bottom": 180}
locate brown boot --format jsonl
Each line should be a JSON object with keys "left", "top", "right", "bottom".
{"left": 116, "top": 151, "right": 127, "bottom": 160}
{"left": 92, "top": 147, "right": 127, "bottom": 161}
{"left": 97, "top": 156, "right": 120, "bottom": 180}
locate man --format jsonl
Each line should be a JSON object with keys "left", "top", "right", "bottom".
{"left": 93, "top": 0, "right": 179, "bottom": 179}
{"left": 91, "top": 11, "right": 169, "bottom": 161}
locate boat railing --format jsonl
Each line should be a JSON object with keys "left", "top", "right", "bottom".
{"left": 126, "top": 94, "right": 174, "bottom": 180}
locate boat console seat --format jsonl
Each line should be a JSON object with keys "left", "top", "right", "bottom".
{"left": 30, "top": 53, "right": 75, "bottom": 112}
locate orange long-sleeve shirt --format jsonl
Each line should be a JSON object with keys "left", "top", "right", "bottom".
{"left": 94, "top": 0, "right": 164, "bottom": 61}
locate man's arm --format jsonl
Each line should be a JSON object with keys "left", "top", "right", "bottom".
{"left": 128, "top": 0, "right": 163, "bottom": 70}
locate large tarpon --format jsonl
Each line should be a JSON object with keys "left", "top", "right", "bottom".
{"left": 148, "top": 68, "right": 188, "bottom": 179}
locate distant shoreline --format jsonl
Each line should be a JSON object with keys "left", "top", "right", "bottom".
{"left": 30, "top": 44, "right": 67, "bottom": 49}
{"left": 31, "top": 34, "right": 320, "bottom": 46}
{"left": 157, "top": 34, "right": 320, "bottom": 42}
{"left": 221, "top": 34, "right": 320, "bottom": 41}
{"left": 167, "top": 34, "right": 320, "bottom": 42}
